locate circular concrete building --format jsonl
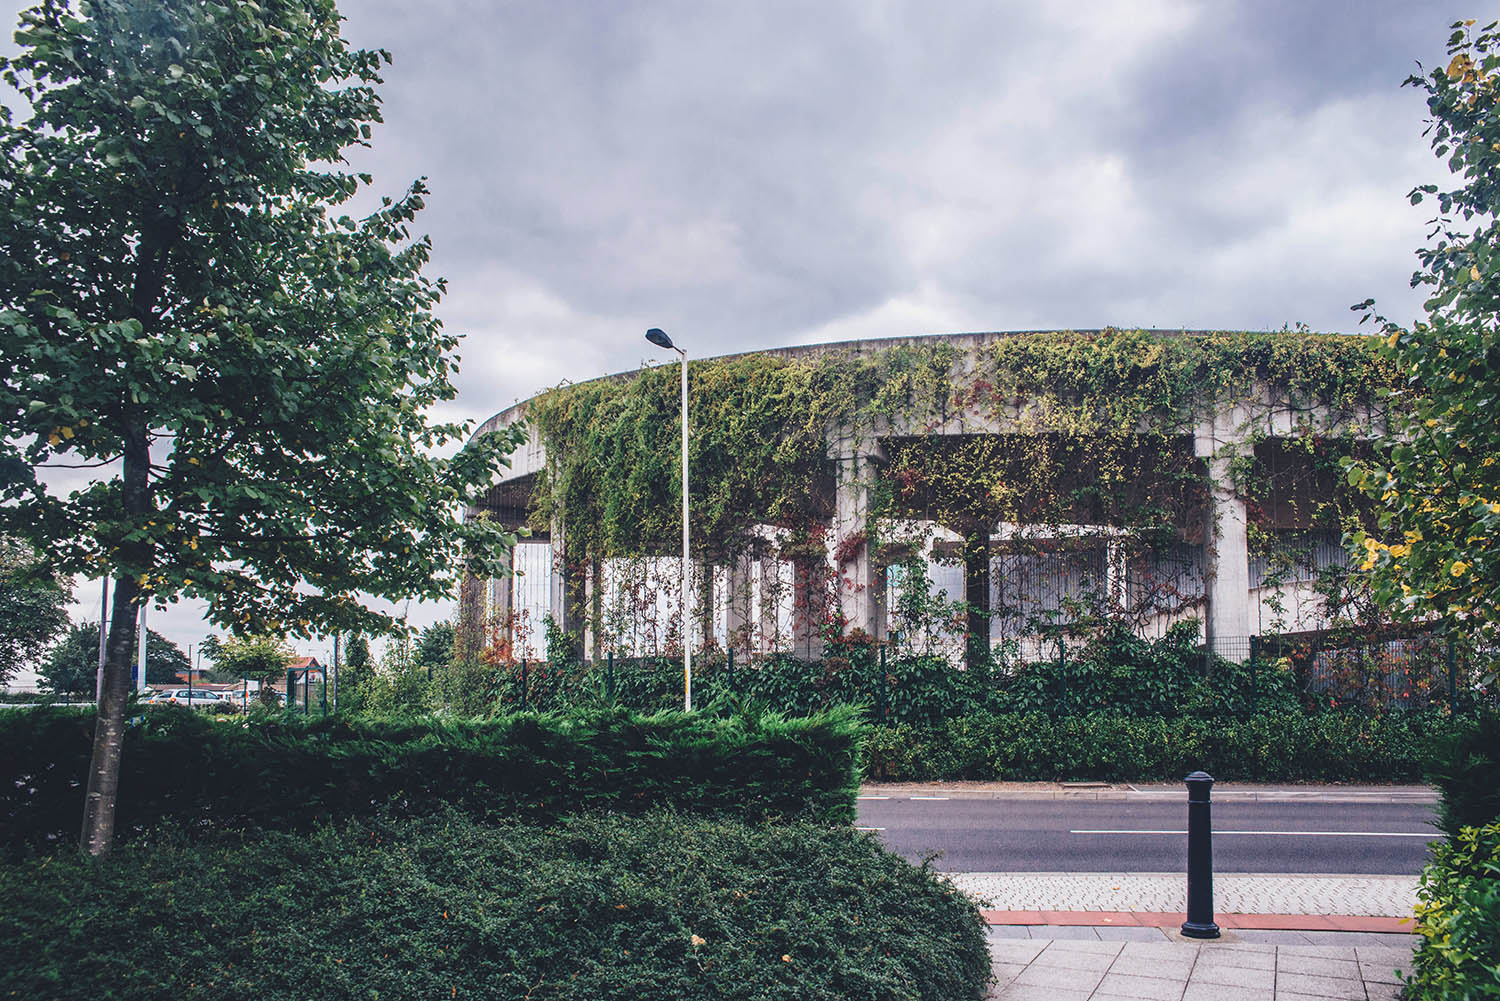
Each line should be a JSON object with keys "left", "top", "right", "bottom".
{"left": 465, "top": 328, "right": 1392, "bottom": 667}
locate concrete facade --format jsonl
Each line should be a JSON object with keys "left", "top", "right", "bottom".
{"left": 465, "top": 331, "right": 1383, "bottom": 662}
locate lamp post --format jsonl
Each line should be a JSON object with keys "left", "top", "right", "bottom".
{"left": 646, "top": 327, "right": 692, "bottom": 711}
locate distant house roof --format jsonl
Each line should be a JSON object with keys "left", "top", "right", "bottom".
{"left": 287, "top": 657, "right": 322, "bottom": 672}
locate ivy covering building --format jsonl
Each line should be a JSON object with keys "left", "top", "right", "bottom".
{"left": 465, "top": 328, "right": 1398, "bottom": 671}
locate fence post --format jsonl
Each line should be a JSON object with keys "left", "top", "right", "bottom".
{"left": 1181, "top": 771, "right": 1220, "bottom": 939}
{"left": 607, "top": 652, "right": 615, "bottom": 701}
{"left": 1447, "top": 638, "right": 1457, "bottom": 713}
{"left": 878, "top": 644, "right": 887, "bottom": 723}
{"left": 521, "top": 658, "right": 529, "bottom": 711}
{"left": 1248, "top": 635, "right": 1259, "bottom": 716}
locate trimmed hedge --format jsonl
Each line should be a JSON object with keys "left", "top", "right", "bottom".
{"left": 0, "top": 810, "right": 991, "bottom": 1001}
{"left": 862, "top": 710, "right": 1460, "bottom": 782}
{"left": 0, "top": 705, "right": 862, "bottom": 853}
{"left": 1428, "top": 709, "right": 1500, "bottom": 841}
{"left": 1405, "top": 820, "right": 1500, "bottom": 1000}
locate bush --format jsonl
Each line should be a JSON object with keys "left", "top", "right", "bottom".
{"left": 861, "top": 710, "right": 1458, "bottom": 782}
{"left": 1405, "top": 820, "right": 1500, "bottom": 1000}
{"left": 0, "top": 810, "right": 991, "bottom": 1001}
{"left": 1428, "top": 708, "right": 1500, "bottom": 841}
{"left": 0, "top": 705, "right": 863, "bottom": 854}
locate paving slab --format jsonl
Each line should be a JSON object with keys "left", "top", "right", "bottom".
{"left": 985, "top": 934, "right": 1418, "bottom": 1001}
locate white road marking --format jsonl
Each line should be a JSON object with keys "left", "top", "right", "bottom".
{"left": 1071, "top": 829, "right": 1432, "bottom": 838}
{"left": 854, "top": 826, "right": 886, "bottom": 831}
{"left": 857, "top": 795, "right": 890, "bottom": 800}
{"left": 910, "top": 795, "right": 950, "bottom": 800}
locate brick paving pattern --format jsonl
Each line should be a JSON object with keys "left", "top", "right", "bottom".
{"left": 985, "top": 936, "right": 1417, "bottom": 1000}
{"left": 949, "top": 872, "right": 1417, "bottom": 917}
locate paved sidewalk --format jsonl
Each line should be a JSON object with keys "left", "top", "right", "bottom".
{"left": 949, "top": 872, "right": 1417, "bottom": 917}
{"left": 986, "top": 934, "right": 1417, "bottom": 1000}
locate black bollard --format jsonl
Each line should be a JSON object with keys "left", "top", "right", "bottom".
{"left": 1181, "top": 771, "right": 1220, "bottom": 939}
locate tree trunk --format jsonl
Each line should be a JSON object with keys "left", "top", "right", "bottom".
{"left": 79, "top": 421, "right": 150, "bottom": 856}
{"left": 964, "top": 530, "right": 991, "bottom": 672}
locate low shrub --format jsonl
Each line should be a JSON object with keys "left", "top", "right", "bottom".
{"left": 1405, "top": 820, "right": 1500, "bottom": 1000}
{"left": 0, "top": 810, "right": 991, "bottom": 1001}
{"left": 1428, "top": 708, "right": 1500, "bottom": 841}
{"left": 861, "top": 710, "right": 1458, "bottom": 782}
{"left": 0, "top": 704, "right": 862, "bottom": 854}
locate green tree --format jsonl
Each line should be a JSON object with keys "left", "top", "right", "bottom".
{"left": 415, "top": 621, "right": 454, "bottom": 674}
{"left": 1349, "top": 19, "right": 1500, "bottom": 694}
{"left": 209, "top": 634, "right": 292, "bottom": 704}
{"left": 357, "top": 636, "right": 431, "bottom": 715}
{"left": 0, "top": 0, "right": 524, "bottom": 854}
{"left": 339, "top": 633, "right": 372, "bottom": 711}
{"left": 0, "top": 536, "right": 71, "bottom": 683}
{"left": 41, "top": 621, "right": 188, "bottom": 695}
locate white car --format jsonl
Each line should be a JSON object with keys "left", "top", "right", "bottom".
{"left": 158, "top": 689, "right": 234, "bottom": 711}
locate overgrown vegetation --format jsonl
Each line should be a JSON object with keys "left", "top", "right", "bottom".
{"left": 0, "top": 705, "right": 863, "bottom": 854}
{"left": 0, "top": 809, "right": 990, "bottom": 1001}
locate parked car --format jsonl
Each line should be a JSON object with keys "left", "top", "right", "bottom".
{"left": 157, "top": 689, "right": 236, "bottom": 711}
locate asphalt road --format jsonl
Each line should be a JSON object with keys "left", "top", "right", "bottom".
{"left": 856, "top": 797, "right": 1440, "bottom": 874}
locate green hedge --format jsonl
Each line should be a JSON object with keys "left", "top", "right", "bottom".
{"left": 0, "top": 705, "right": 863, "bottom": 854}
{"left": 495, "top": 623, "right": 1298, "bottom": 723}
{"left": 1405, "top": 820, "right": 1500, "bottom": 1000}
{"left": 0, "top": 810, "right": 991, "bottom": 1001}
{"left": 1428, "top": 709, "right": 1500, "bottom": 841}
{"left": 862, "top": 710, "right": 1460, "bottom": 782}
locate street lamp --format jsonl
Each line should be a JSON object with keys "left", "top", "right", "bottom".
{"left": 646, "top": 327, "right": 692, "bottom": 711}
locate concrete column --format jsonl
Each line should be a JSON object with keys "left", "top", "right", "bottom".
{"left": 692, "top": 559, "right": 714, "bottom": 652}
{"left": 1196, "top": 409, "right": 1252, "bottom": 659}
{"left": 456, "top": 572, "right": 488, "bottom": 663}
{"left": 829, "top": 440, "right": 885, "bottom": 642}
{"left": 584, "top": 554, "right": 603, "bottom": 661}
{"left": 547, "top": 518, "right": 583, "bottom": 660}
{"left": 791, "top": 556, "right": 826, "bottom": 660}
{"left": 724, "top": 553, "right": 754, "bottom": 652}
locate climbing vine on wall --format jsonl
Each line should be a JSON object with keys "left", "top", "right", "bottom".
{"left": 520, "top": 329, "right": 1401, "bottom": 655}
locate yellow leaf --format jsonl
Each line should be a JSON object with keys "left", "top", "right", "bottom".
{"left": 60, "top": 425, "right": 74, "bottom": 439}
{"left": 1471, "top": 265, "right": 1482, "bottom": 282}
{"left": 691, "top": 934, "right": 706, "bottom": 947}
{"left": 1451, "top": 561, "right": 1469, "bottom": 577}
{"left": 781, "top": 954, "right": 792, "bottom": 963}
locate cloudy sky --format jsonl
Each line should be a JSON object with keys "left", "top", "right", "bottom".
{"left": 2, "top": 0, "right": 1471, "bottom": 668}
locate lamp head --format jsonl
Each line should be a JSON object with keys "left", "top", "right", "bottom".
{"left": 645, "top": 327, "right": 675, "bottom": 350}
